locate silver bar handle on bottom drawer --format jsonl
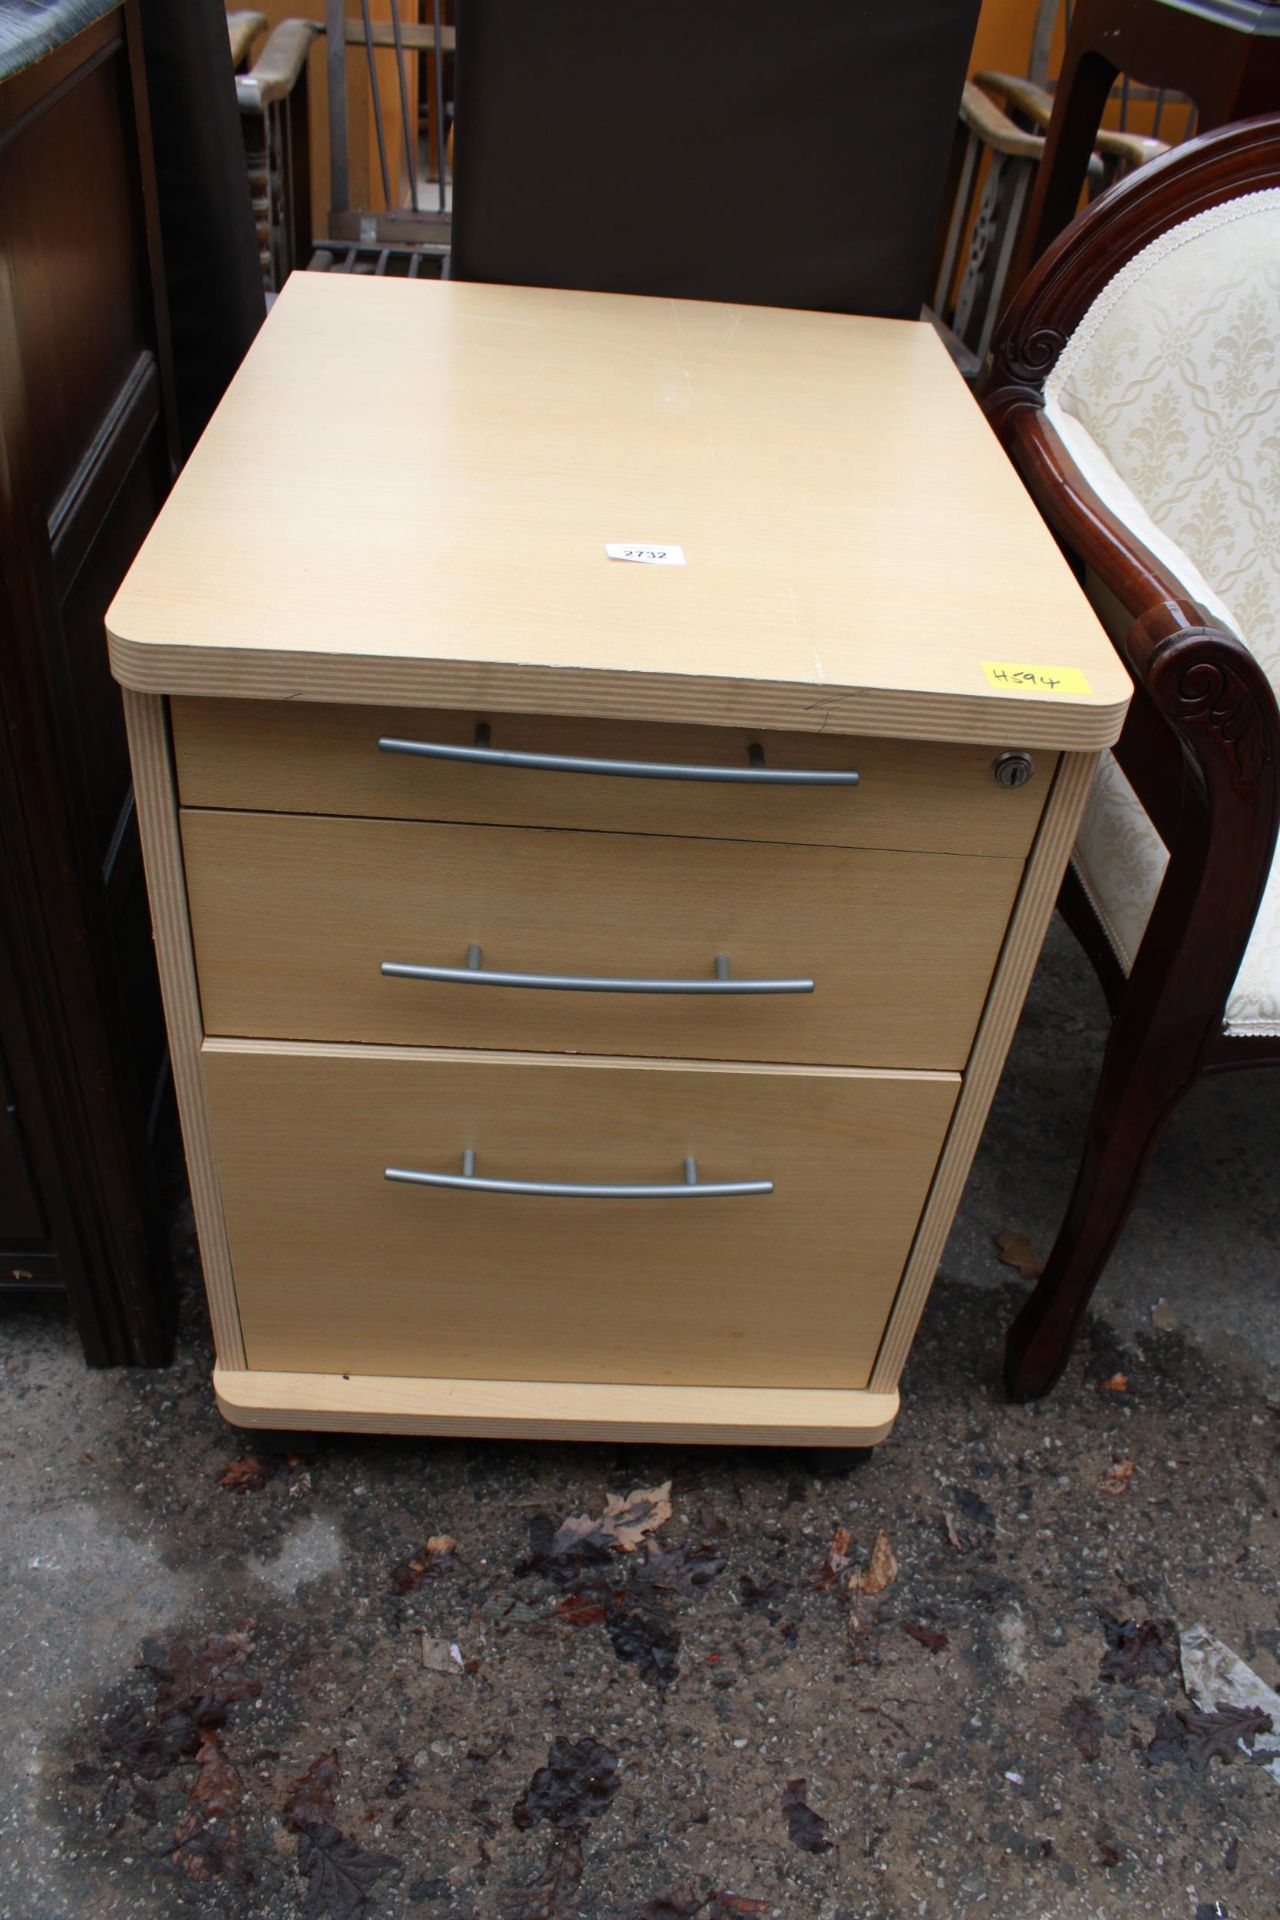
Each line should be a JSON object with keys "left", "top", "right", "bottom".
{"left": 377, "top": 724, "right": 859, "bottom": 786}
{"left": 381, "top": 948, "right": 815, "bottom": 996}
{"left": 385, "top": 1151, "right": 773, "bottom": 1199}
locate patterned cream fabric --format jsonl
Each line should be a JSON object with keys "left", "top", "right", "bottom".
{"left": 1042, "top": 190, "right": 1280, "bottom": 1038}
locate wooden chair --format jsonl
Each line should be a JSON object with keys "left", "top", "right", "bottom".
{"left": 235, "top": 17, "right": 318, "bottom": 291}
{"left": 1009, "top": 0, "right": 1280, "bottom": 289}
{"left": 932, "top": 28, "right": 1173, "bottom": 372}
{"left": 981, "top": 113, "right": 1280, "bottom": 1399}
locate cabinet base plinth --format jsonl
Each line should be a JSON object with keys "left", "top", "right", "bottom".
{"left": 213, "top": 1366, "right": 900, "bottom": 1447}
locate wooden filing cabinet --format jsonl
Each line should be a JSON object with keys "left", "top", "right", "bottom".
{"left": 106, "top": 273, "right": 1130, "bottom": 1445}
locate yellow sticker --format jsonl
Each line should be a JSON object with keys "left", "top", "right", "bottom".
{"left": 983, "top": 661, "right": 1093, "bottom": 697}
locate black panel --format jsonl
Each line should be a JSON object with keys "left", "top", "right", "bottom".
{"left": 0, "top": 1046, "right": 44, "bottom": 1241}
{"left": 451, "top": 0, "right": 981, "bottom": 317}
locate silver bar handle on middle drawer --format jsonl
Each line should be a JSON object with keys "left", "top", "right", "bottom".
{"left": 385, "top": 1151, "right": 773, "bottom": 1199}
{"left": 381, "top": 948, "right": 815, "bottom": 996}
{"left": 377, "top": 724, "right": 859, "bottom": 786}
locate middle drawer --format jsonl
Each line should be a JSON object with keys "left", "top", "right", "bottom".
{"left": 183, "top": 809, "right": 1021, "bottom": 1070}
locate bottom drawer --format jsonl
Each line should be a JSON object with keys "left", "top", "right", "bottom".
{"left": 202, "top": 1041, "right": 959, "bottom": 1390}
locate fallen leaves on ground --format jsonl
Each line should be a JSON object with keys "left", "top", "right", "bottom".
{"left": 284, "top": 1751, "right": 340, "bottom": 1832}
{"left": 811, "top": 1526, "right": 852, "bottom": 1590}
{"left": 902, "top": 1621, "right": 948, "bottom": 1654}
{"left": 99, "top": 1629, "right": 259, "bottom": 1782}
{"left": 285, "top": 1752, "right": 398, "bottom": 1919}
{"left": 993, "top": 1232, "right": 1043, "bottom": 1280}
{"left": 507, "top": 1830, "right": 584, "bottom": 1919}
{"left": 390, "top": 1534, "right": 459, "bottom": 1594}
{"left": 781, "top": 1778, "right": 834, "bottom": 1853}
{"left": 518, "top": 1483, "right": 673, "bottom": 1587}
{"left": 1085, "top": 1326, "right": 1135, "bottom": 1391}
{"left": 1147, "top": 1704, "right": 1274, "bottom": 1772}
{"left": 170, "top": 1816, "right": 252, "bottom": 1887}
{"left": 188, "top": 1733, "right": 242, "bottom": 1817}
{"left": 1099, "top": 1614, "right": 1178, "bottom": 1685}
{"left": 1062, "top": 1696, "right": 1105, "bottom": 1761}
{"left": 521, "top": 1499, "right": 717, "bottom": 1687}
{"left": 114, "top": 1637, "right": 258, "bottom": 1887}
{"left": 599, "top": 1483, "right": 674, "bottom": 1551}
{"left": 517, "top": 1512, "right": 617, "bottom": 1590}
{"left": 297, "top": 1821, "right": 398, "bottom": 1920}
{"left": 218, "top": 1457, "right": 267, "bottom": 1494}
{"left": 513, "top": 1738, "right": 621, "bottom": 1832}
{"left": 639, "top": 1540, "right": 728, "bottom": 1592}
{"left": 848, "top": 1530, "right": 897, "bottom": 1597}
{"left": 90, "top": 1635, "right": 260, "bottom": 1888}
{"left": 605, "top": 1594, "right": 682, "bottom": 1686}
{"left": 153, "top": 1629, "right": 259, "bottom": 1727}
{"left": 552, "top": 1594, "right": 610, "bottom": 1629}
{"left": 98, "top": 1701, "right": 191, "bottom": 1780}
{"left": 1099, "top": 1459, "right": 1135, "bottom": 1497}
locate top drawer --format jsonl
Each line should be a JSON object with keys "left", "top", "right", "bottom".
{"left": 170, "top": 699, "right": 1052, "bottom": 859}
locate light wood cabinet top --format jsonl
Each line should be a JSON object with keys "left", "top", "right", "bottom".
{"left": 108, "top": 272, "right": 1130, "bottom": 748}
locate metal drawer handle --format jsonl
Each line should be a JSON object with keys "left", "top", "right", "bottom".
{"left": 381, "top": 947, "right": 815, "bottom": 996}
{"left": 377, "top": 724, "right": 859, "bottom": 787}
{"left": 385, "top": 1151, "right": 773, "bottom": 1199}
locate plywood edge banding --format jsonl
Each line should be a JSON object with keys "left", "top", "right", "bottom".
{"left": 106, "top": 637, "right": 1130, "bottom": 753}
{"left": 212, "top": 1366, "right": 900, "bottom": 1445}
{"left": 122, "top": 691, "right": 246, "bottom": 1369}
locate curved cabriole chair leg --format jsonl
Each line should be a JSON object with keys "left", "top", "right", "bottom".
{"left": 1005, "top": 966, "right": 1203, "bottom": 1399}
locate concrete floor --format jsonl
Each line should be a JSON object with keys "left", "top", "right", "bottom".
{"left": 1, "top": 915, "right": 1277, "bottom": 1920}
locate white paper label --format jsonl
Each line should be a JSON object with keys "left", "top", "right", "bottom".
{"left": 605, "top": 543, "right": 685, "bottom": 566}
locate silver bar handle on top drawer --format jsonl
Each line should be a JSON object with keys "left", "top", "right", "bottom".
{"left": 377, "top": 724, "right": 859, "bottom": 786}
{"left": 385, "top": 1151, "right": 773, "bottom": 1200}
{"left": 381, "top": 948, "right": 815, "bottom": 996}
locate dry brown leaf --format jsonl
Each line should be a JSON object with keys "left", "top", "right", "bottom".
{"left": 902, "top": 1621, "right": 948, "bottom": 1654}
{"left": 546, "top": 1513, "right": 605, "bottom": 1554}
{"left": 188, "top": 1733, "right": 242, "bottom": 1817}
{"left": 849, "top": 1529, "right": 898, "bottom": 1596}
{"left": 993, "top": 1232, "right": 1043, "bottom": 1280}
{"left": 283, "top": 1750, "right": 340, "bottom": 1833}
{"left": 598, "top": 1481, "right": 673, "bottom": 1552}
{"left": 1099, "top": 1460, "right": 1135, "bottom": 1497}
{"left": 390, "top": 1533, "right": 459, "bottom": 1594}
{"left": 171, "top": 1816, "right": 251, "bottom": 1886}
{"left": 811, "top": 1525, "right": 853, "bottom": 1590}
{"left": 217, "top": 1457, "right": 266, "bottom": 1494}
{"left": 552, "top": 1595, "right": 609, "bottom": 1628}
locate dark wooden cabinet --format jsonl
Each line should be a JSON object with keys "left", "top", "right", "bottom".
{"left": 0, "top": 2, "right": 179, "bottom": 1362}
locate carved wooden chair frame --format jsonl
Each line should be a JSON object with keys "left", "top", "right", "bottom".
{"left": 981, "top": 114, "right": 1280, "bottom": 1400}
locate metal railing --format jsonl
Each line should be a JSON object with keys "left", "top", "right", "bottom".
{"left": 235, "top": 2, "right": 453, "bottom": 291}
